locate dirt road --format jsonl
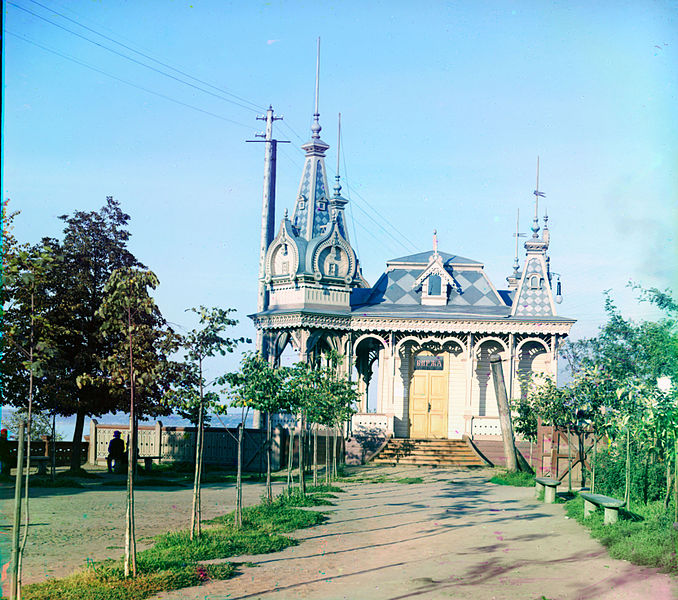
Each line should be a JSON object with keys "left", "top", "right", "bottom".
{"left": 151, "top": 466, "right": 676, "bottom": 600}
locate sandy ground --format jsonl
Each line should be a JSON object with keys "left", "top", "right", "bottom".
{"left": 151, "top": 466, "right": 677, "bottom": 600}
{"left": 0, "top": 470, "right": 285, "bottom": 590}
{"left": 0, "top": 465, "right": 676, "bottom": 600}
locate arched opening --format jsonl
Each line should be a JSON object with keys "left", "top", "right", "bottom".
{"left": 354, "top": 336, "right": 385, "bottom": 414}
{"left": 473, "top": 339, "right": 507, "bottom": 418}
{"left": 515, "top": 340, "right": 550, "bottom": 399}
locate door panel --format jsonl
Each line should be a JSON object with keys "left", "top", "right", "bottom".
{"left": 409, "top": 352, "right": 449, "bottom": 438}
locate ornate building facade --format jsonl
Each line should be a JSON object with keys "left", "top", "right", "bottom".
{"left": 250, "top": 106, "right": 575, "bottom": 441}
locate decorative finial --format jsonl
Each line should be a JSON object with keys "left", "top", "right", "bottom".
{"left": 433, "top": 229, "right": 438, "bottom": 255}
{"left": 334, "top": 112, "right": 342, "bottom": 196}
{"left": 311, "top": 37, "right": 322, "bottom": 139}
{"left": 284, "top": 208, "right": 289, "bottom": 219}
{"left": 532, "top": 156, "right": 545, "bottom": 238}
{"left": 543, "top": 206, "right": 549, "bottom": 229}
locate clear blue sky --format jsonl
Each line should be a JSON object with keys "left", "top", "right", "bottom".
{"left": 3, "top": 0, "right": 677, "bottom": 397}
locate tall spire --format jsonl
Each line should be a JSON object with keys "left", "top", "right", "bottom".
{"left": 291, "top": 38, "right": 330, "bottom": 240}
{"left": 532, "top": 156, "right": 545, "bottom": 238}
{"left": 311, "top": 37, "right": 322, "bottom": 139}
{"left": 334, "top": 112, "right": 342, "bottom": 196}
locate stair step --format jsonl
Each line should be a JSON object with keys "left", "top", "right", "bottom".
{"left": 371, "top": 438, "right": 485, "bottom": 467}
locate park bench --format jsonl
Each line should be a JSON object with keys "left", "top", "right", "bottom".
{"left": 535, "top": 477, "right": 560, "bottom": 504}
{"left": 32, "top": 456, "right": 49, "bottom": 476}
{"left": 580, "top": 492, "right": 625, "bottom": 525}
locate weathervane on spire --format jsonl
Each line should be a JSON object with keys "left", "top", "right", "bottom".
{"left": 311, "top": 37, "right": 322, "bottom": 139}
{"left": 532, "top": 156, "right": 545, "bottom": 238}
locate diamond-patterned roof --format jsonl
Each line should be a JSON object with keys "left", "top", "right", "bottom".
{"left": 513, "top": 257, "right": 555, "bottom": 317}
{"left": 388, "top": 251, "right": 481, "bottom": 266}
{"left": 359, "top": 251, "right": 506, "bottom": 315}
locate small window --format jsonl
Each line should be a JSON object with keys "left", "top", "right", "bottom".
{"left": 281, "top": 261, "right": 289, "bottom": 274}
{"left": 428, "top": 274, "right": 442, "bottom": 295}
{"left": 318, "top": 201, "right": 326, "bottom": 211}
{"left": 328, "top": 263, "right": 337, "bottom": 276}
{"left": 530, "top": 275, "right": 541, "bottom": 289}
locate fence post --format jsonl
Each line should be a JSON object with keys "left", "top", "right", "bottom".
{"left": 155, "top": 421, "right": 163, "bottom": 464}
{"left": 89, "top": 419, "right": 98, "bottom": 465}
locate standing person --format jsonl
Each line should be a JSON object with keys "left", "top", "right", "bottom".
{"left": 0, "top": 429, "right": 11, "bottom": 476}
{"left": 107, "top": 430, "right": 125, "bottom": 473}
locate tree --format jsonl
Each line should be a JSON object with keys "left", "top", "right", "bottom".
{"left": 220, "top": 352, "right": 288, "bottom": 525}
{"left": 2, "top": 197, "right": 143, "bottom": 471}
{"left": 169, "top": 306, "right": 245, "bottom": 540}
{"left": 94, "top": 267, "right": 180, "bottom": 578}
{"left": 2, "top": 408, "right": 63, "bottom": 441}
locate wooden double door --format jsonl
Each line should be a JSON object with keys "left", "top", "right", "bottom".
{"left": 409, "top": 351, "right": 449, "bottom": 439}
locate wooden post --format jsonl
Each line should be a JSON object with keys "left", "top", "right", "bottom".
{"left": 489, "top": 356, "right": 518, "bottom": 472}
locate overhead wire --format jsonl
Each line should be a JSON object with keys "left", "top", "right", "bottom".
{"left": 9, "top": 0, "right": 427, "bottom": 256}
{"left": 7, "top": 31, "right": 253, "bottom": 130}
{"left": 24, "top": 0, "right": 267, "bottom": 113}
{"left": 8, "top": 1, "right": 263, "bottom": 115}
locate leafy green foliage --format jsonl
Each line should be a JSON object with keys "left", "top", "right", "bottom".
{"left": 489, "top": 470, "right": 536, "bottom": 487}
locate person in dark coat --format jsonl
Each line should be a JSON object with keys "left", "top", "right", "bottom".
{"left": 0, "top": 429, "right": 10, "bottom": 476}
{"left": 107, "top": 430, "right": 125, "bottom": 473}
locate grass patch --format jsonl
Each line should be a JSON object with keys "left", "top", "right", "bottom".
{"left": 19, "top": 488, "right": 333, "bottom": 600}
{"left": 566, "top": 496, "right": 678, "bottom": 573}
{"left": 395, "top": 477, "right": 424, "bottom": 484}
{"left": 30, "top": 476, "right": 84, "bottom": 488}
{"left": 60, "top": 468, "right": 102, "bottom": 479}
{"left": 489, "top": 470, "right": 535, "bottom": 487}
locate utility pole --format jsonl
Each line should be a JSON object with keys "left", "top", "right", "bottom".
{"left": 248, "top": 107, "right": 289, "bottom": 325}
{"left": 248, "top": 108, "right": 289, "bottom": 431}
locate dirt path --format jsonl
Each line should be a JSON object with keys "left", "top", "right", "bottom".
{"left": 0, "top": 474, "right": 286, "bottom": 588}
{"left": 146, "top": 466, "right": 676, "bottom": 600}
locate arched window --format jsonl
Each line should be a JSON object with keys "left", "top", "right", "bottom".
{"left": 530, "top": 275, "right": 541, "bottom": 289}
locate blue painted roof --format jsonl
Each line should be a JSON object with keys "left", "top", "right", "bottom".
{"left": 388, "top": 251, "right": 482, "bottom": 266}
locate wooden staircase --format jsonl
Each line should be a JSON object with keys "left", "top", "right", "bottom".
{"left": 371, "top": 438, "right": 486, "bottom": 467}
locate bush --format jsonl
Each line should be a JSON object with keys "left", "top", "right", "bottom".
{"left": 590, "top": 447, "right": 668, "bottom": 503}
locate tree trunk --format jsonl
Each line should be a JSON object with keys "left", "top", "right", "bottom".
{"left": 489, "top": 356, "right": 518, "bottom": 472}
{"left": 624, "top": 428, "right": 631, "bottom": 508}
{"left": 69, "top": 409, "right": 87, "bottom": 472}
{"left": 325, "top": 428, "right": 330, "bottom": 485}
{"left": 333, "top": 425, "right": 338, "bottom": 480}
{"left": 567, "top": 426, "right": 572, "bottom": 492}
{"left": 124, "top": 306, "right": 137, "bottom": 578}
{"left": 266, "top": 414, "right": 272, "bottom": 503}
{"left": 190, "top": 396, "right": 204, "bottom": 540}
{"left": 313, "top": 424, "right": 318, "bottom": 487}
{"left": 9, "top": 422, "right": 25, "bottom": 600}
{"left": 299, "top": 415, "right": 306, "bottom": 495}
{"left": 286, "top": 428, "right": 294, "bottom": 495}
{"left": 235, "top": 423, "right": 243, "bottom": 528}
{"left": 664, "top": 458, "right": 673, "bottom": 510}
{"left": 17, "top": 333, "right": 36, "bottom": 594}
{"left": 50, "top": 413, "right": 56, "bottom": 481}
{"left": 592, "top": 435, "right": 598, "bottom": 494}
